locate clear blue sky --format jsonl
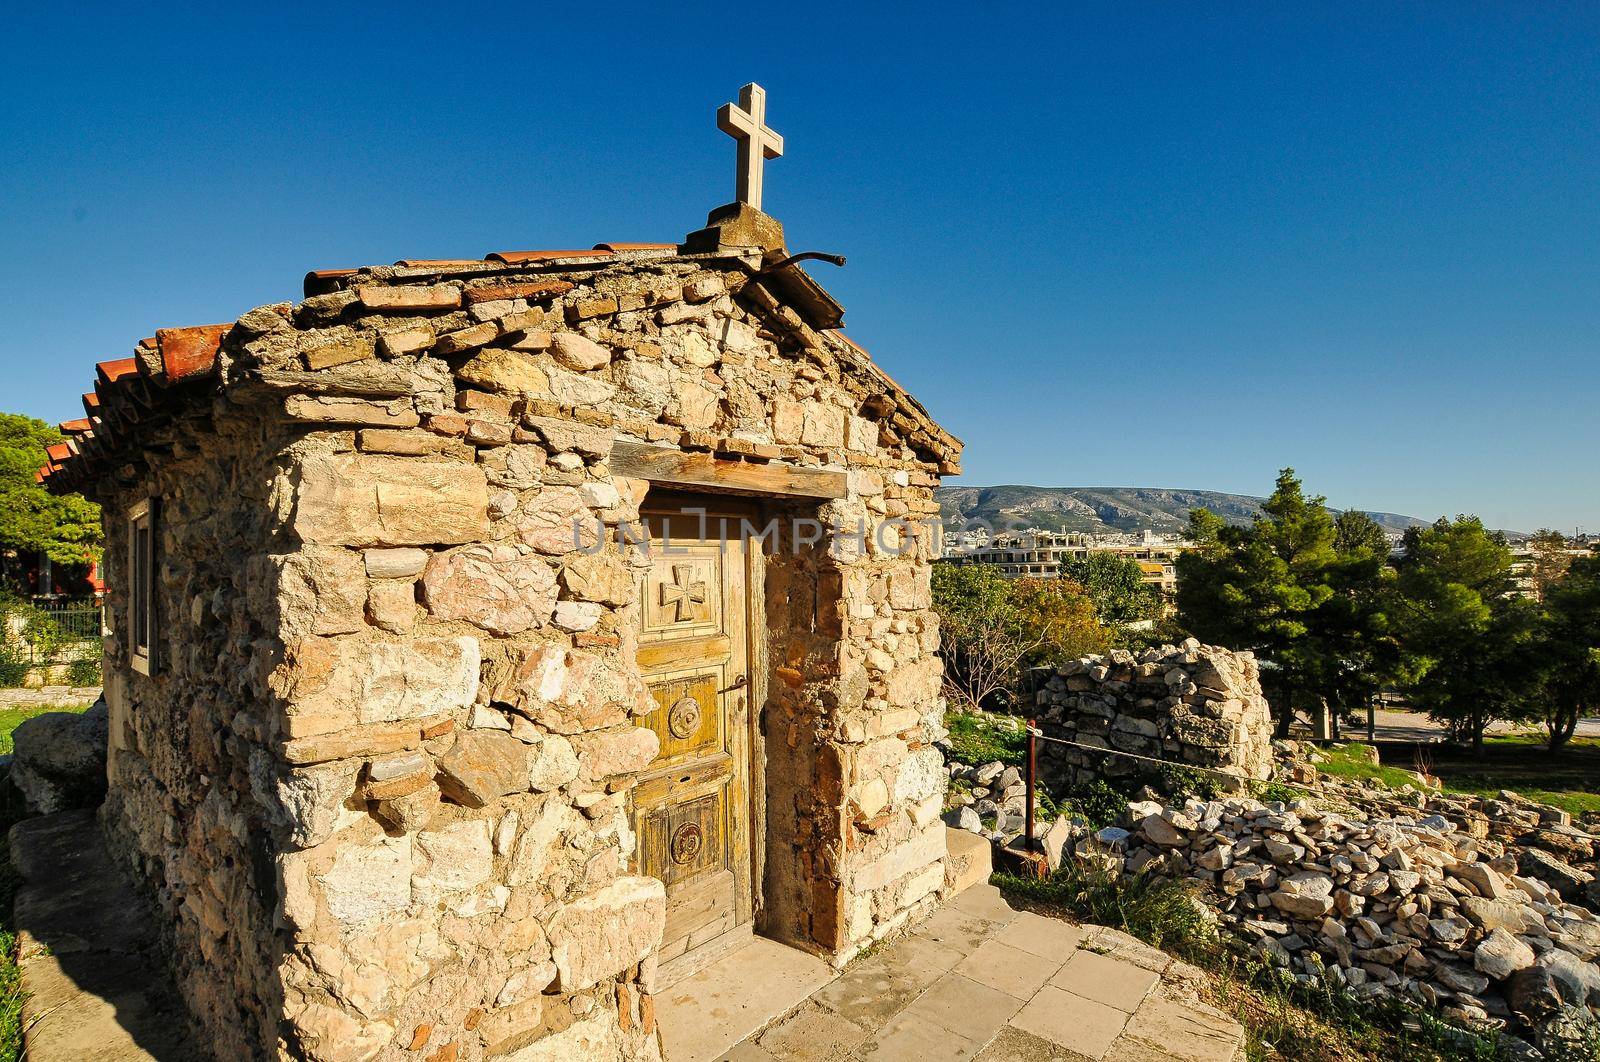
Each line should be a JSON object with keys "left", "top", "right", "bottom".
{"left": 3, "top": 4, "right": 1597, "bottom": 531}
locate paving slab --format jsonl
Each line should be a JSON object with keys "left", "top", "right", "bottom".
{"left": 657, "top": 936, "right": 835, "bottom": 1062}
{"left": 711, "top": 880, "right": 1245, "bottom": 1062}
{"left": 854, "top": 1011, "right": 984, "bottom": 1062}
{"left": 755, "top": 1001, "right": 872, "bottom": 1061}
{"left": 1008, "top": 984, "right": 1132, "bottom": 1060}
{"left": 992, "top": 909, "right": 1091, "bottom": 959}
{"left": 809, "top": 933, "right": 963, "bottom": 1028}
{"left": 1116, "top": 995, "right": 1245, "bottom": 1062}
{"left": 952, "top": 939, "right": 1064, "bottom": 1000}
{"left": 898, "top": 971, "right": 1025, "bottom": 1044}
{"left": 972, "top": 1027, "right": 1094, "bottom": 1062}
{"left": 911, "top": 903, "right": 1008, "bottom": 957}
{"left": 1049, "top": 949, "right": 1161, "bottom": 1012}
{"left": 10, "top": 809, "right": 197, "bottom": 1062}
{"left": 944, "top": 882, "right": 1017, "bottom": 923}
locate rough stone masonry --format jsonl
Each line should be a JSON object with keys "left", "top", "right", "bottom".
{"left": 39, "top": 215, "right": 961, "bottom": 1061}
{"left": 1030, "top": 641, "right": 1277, "bottom": 792}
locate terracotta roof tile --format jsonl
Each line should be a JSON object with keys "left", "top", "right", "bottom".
{"left": 46, "top": 443, "right": 71, "bottom": 463}
{"left": 96, "top": 358, "right": 139, "bottom": 386}
{"left": 156, "top": 323, "right": 230, "bottom": 382}
{"left": 59, "top": 419, "right": 92, "bottom": 434}
{"left": 592, "top": 242, "right": 679, "bottom": 253}
{"left": 82, "top": 392, "right": 100, "bottom": 411}
{"left": 393, "top": 259, "right": 484, "bottom": 269}
{"left": 485, "top": 249, "right": 616, "bottom": 265}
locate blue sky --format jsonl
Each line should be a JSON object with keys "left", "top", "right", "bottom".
{"left": 3, "top": 4, "right": 1597, "bottom": 531}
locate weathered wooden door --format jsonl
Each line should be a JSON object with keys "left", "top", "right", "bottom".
{"left": 632, "top": 501, "right": 757, "bottom": 973}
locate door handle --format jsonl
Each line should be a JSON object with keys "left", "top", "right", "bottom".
{"left": 717, "top": 674, "right": 747, "bottom": 694}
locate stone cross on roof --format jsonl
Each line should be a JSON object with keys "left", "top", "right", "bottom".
{"left": 717, "top": 83, "right": 784, "bottom": 212}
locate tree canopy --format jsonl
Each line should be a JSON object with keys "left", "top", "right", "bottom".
{"left": 1059, "top": 552, "right": 1163, "bottom": 629}
{"left": 932, "top": 563, "right": 1111, "bottom": 712}
{"left": 1176, "top": 469, "right": 1396, "bottom": 735}
{"left": 0, "top": 413, "right": 102, "bottom": 574}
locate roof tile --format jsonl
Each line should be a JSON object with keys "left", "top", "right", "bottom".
{"left": 485, "top": 249, "right": 616, "bottom": 265}
{"left": 157, "top": 323, "right": 230, "bottom": 382}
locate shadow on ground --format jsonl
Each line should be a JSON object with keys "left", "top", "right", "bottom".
{"left": 10, "top": 808, "right": 197, "bottom": 1061}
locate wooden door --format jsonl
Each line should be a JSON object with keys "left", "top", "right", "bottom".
{"left": 632, "top": 502, "right": 757, "bottom": 973}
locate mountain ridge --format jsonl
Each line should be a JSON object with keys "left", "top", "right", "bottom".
{"left": 936, "top": 484, "right": 1433, "bottom": 536}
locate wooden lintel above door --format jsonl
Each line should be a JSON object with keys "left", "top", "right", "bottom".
{"left": 611, "top": 441, "right": 846, "bottom": 500}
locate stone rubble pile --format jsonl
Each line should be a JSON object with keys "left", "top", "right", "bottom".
{"left": 1030, "top": 641, "right": 1276, "bottom": 790}
{"left": 1073, "top": 791, "right": 1600, "bottom": 1057}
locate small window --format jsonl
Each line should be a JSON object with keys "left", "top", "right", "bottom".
{"left": 128, "top": 498, "right": 158, "bottom": 676}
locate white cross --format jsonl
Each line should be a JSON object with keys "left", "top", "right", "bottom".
{"left": 717, "top": 83, "right": 784, "bottom": 212}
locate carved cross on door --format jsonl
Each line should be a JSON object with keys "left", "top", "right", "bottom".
{"left": 660, "top": 564, "right": 708, "bottom": 621}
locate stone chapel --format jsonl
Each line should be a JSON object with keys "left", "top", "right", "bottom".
{"left": 38, "top": 85, "right": 963, "bottom": 1060}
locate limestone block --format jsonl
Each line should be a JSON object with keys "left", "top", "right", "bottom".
{"left": 413, "top": 820, "right": 494, "bottom": 899}
{"left": 547, "top": 875, "right": 666, "bottom": 990}
{"left": 277, "top": 546, "right": 366, "bottom": 636}
{"left": 317, "top": 834, "right": 413, "bottom": 925}
{"left": 284, "top": 395, "right": 421, "bottom": 428}
{"left": 273, "top": 759, "right": 363, "bottom": 848}
{"left": 373, "top": 787, "right": 440, "bottom": 834}
{"left": 571, "top": 727, "right": 660, "bottom": 782}
{"left": 560, "top": 552, "right": 633, "bottom": 605}
{"left": 365, "top": 580, "right": 417, "bottom": 633}
{"left": 289, "top": 1003, "right": 394, "bottom": 1062}
{"left": 525, "top": 733, "right": 580, "bottom": 791}
{"left": 893, "top": 746, "right": 946, "bottom": 805}
{"left": 885, "top": 657, "right": 941, "bottom": 709}
{"left": 456, "top": 348, "right": 551, "bottom": 396}
{"left": 421, "top": 544, "right": 558, "bottom": 635}
{"left": 551, "top": 600, "right": 603, "bottom": 632}
{"left": 283, "top": 636, "right": 479, "bottom": 732}
{"left": 292, "top": 453, "right": 489, "bottom": 547}
{"left": 487, "top": 643, "right": 652, "bottom": 734}
{"left": 522, "top": 415, "right": 613, "bottom": 457}
{"left": 549, "top": 332, "right": 612, "bottom": 372}
{"left": 435, "top": 730, "right": 532, "bottom": 808}
{"left": 506, "top": 797, "right": 585, "bottom": 887}
{"left": 514, "top": 486, "right": 599, "bottom": 555}
{"left": 363, "top": 547, "right": 429, "bottom": 579}
{"left": 546, "top": 365, "right": 616, "bottom": 407}
{"left": 494, "top": 1013, "right": 626, "bottom": 1062}
{"left": 851, "top": 825, "right": 945, "bottom": 894}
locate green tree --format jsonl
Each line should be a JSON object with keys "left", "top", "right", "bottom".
{"left": 932, "top": 563, "right": 1111, "bottom": 712}
{"left": 1392, "top": 517, "right": 1526, "bottom": 752}
{"left": 1177, "top": 470, "right": 1396, "bottom": 737}
{"left": 1059, "top": 552, "right": 1162, "bottom": 629}
{"left": 0, "top": 414, "right": 102, "bottom": 584}
{"left": 1534, "top": 554, "right": 1600, "bottom": 749}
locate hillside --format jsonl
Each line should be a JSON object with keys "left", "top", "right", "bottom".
{"left": 936, "top": 485, "right": 1430, "bottom": 536}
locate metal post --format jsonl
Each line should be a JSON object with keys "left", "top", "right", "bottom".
{"left": 1367, "top": 693, "right": 1377, "bottom": 743}
{"left": 1024, "top": 717, "right": 1037, "bottom": 852}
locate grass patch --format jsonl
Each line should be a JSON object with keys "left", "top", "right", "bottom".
{"left": 0, "top": 702, "right": 91, "bottom": 758}
{"left": 994, "top": 858, "right": 1506, "bottom": 1061}
{"left": 0, "top": 780, "right": 29, "bottom": 1060}
{"left": 1316, "top": 737, "right": 1600, "bottom": 819}
{"left": 945, "top": 710, "right": 1027, "bottom": 767}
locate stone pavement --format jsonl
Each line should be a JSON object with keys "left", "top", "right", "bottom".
{"left": 10, "top": 809, "right": 196, "bottom": 1061}
{"left": 689, "top": 884, "right": 1244, "bottom": 1062}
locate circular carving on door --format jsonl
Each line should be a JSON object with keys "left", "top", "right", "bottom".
{"left": 667, "top": 695, "right": 701, "bottom": 739}
{"left": 671, "top": 823, "right": 703, "bottom": 865}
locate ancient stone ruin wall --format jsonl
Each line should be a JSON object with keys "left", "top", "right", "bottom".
{"left": 90, "top": 252, "right": 952, "bottom": 1062}
{"left": 97, "top": 410, "right": 297, "bottom": 1059}
{"left": 1031, "top": 641, "right": 1275, "bottom": 791}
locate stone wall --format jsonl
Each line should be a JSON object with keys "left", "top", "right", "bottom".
{"left": 1030, "top": 640, "right": 1274, "bottom": 791}
{"left": 81, "top": 246, "right": 954, "bottom": 1061}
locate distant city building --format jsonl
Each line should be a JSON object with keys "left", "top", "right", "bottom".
{"left": 941, "top": 528, "right": 1187, "bottom": 599}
